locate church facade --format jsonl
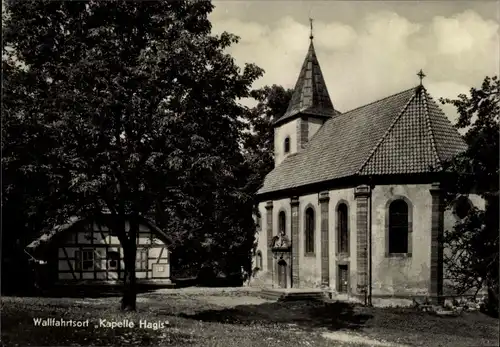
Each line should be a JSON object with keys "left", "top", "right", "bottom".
{"left": 251, "top": 35, "right": 484, "bottom": 302}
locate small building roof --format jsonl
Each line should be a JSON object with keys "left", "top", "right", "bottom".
{"left": 25, "top": 216, "right": 82, "bottom": 253}
{"left": 258, "top": 85, "right": 467, "bottom": 195}
{"left": 25, "top": 214, "right": 170, "bottom": 259}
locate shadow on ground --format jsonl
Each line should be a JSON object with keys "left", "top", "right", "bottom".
{"left": 4, "top": 285, "right": 158, "bottom": 298}
{"left": 177, "top": 300, "right": 373, "bottom": 332}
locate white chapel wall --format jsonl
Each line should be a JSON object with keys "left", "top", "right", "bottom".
{"left": 298, "top": 193, "right": 320, "bottom": 287}
{"left": 274, "top": 119, "right": 299, "bottom": 166}
{"left": 307, "top": 117, "right": 324, "bottom": 141}
{"left": 255, "top": 201, "right": 269, "bottom": 272}
{"left": 328, "top": 187, "right": 357, "bottom": 292}
{"left": 371, "top": 183, "right": 433, "bottom": 296}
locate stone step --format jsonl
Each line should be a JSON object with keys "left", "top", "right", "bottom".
{"left": 259, "top": 289, "right": 285, "bottom": 301}
{"left": 260, "top": 292, "right": 285, "bottom": 301}
{"left": 282, "top": 293, "right": 325, "bottom": 301}
{"left": 258, "top": 289, "right": 327, "bottom": 302}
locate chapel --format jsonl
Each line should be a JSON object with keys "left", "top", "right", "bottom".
{"left": 251, "top": 27, "right": 484, "bottom": 302}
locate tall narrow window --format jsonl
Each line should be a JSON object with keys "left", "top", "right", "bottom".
{"left": 284, "top": 137, "right": 290, "bottom": 153}
{"left": 136, "top": 248, "right": 148, "bottom": 271}
{"left": 337, "top": 203, "right": 349, "bottom": 254}
{"left": 279, "top": 211, "right": 286, "bottom": 233}
{"left": 81, "top": 249, "right": 95, "bottom": 270}
{"left": 256, "top": 251, "right": 263, "bottom": 269}
{"left": 305, "top": 208, "right": 315, "bottom": 254}
{"left": 388, "top": 200, "right": 409, "bottom": 254}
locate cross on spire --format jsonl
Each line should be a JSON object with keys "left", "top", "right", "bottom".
{"left": 417, "top": 69, "right": 426, "bottom": 85}
{"left": 309, "top": 18, "right": 314, "bottom": 40}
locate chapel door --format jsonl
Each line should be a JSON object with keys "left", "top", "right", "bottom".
{"left": 278, "top": 260, "right": 287, "bottom": 288}
{"left": 338, "top": 265, "right": 348, "bottom": 293}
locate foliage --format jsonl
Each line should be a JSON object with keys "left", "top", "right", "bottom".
{"left": 440, "top": 76, "right": 499, "bottom": 316}
{"left": 241, "top": 85, "right": 293, "bottom": 195}
{"left": 236, "top": 85, "right": 292, "bottom": 267}
{"left": 169, "top": 85, "right": 294, "bottom": 280}
{"left": 440, "top": 76, "right": 499, "bottom": 195}
{"left": 442, "top": 207, "right": 496, "bottom": 293}
{"left": 2, "top": 0, "right": 263, "bottom": 307}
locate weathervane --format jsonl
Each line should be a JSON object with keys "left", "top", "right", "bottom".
{"left": 417, "top": 69, "right": 426, "bottom": 86}
{"left": 309, "top": 18, "right": 314, "bottom": 40}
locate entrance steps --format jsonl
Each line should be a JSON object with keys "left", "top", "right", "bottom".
{"left": 259, "top": 288, "right": 327, "bottom": 301}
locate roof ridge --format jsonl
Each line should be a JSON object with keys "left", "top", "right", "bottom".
{"left": 421, "top": 88, "right": 443, "bottom": 170}
{"left": 356, "top": 91, "right": 418, "bottom": 174}
{"left": 341, "top": 86, "right": 417, "bottom": 116}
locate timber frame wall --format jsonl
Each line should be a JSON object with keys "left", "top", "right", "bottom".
{"left": 56, "top": 220, "right": 169, "bottom": 282}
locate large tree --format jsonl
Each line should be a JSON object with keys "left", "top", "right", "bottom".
{"left": 2, "top": 0, "right": 262, "bottom": 309}
{"left": 236, "top": 85, "right": 292, "bottom": 277}
{"left": 241, "top": 85, "right": 293, "bottom": 194}
{"left": 440, "top": 76, "right": 499, "bottom": 316}
{"left": 172, "top": 85, "right": 293, "bottom": 281}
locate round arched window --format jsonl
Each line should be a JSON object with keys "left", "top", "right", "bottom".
{"left": 284, "top": 137, "right": 290, "bottom": 153}
{"left": 454, "top": 196, "right": 473, "bottom": 219}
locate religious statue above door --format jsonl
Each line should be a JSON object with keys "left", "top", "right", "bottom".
{"left": 270, "top": 230, "right": 290, "bottom": 251}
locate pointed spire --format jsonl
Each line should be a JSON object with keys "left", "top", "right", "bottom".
{"left": 275, "top": 22, "right": 337, "bottom": 126}
{"left": 309, "top": 18, "right": 314, "bottom": 40}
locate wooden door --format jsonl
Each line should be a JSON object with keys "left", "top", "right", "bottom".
{"left": 278, "top": 260, "right": 287, "bottom": 288}
{"left": 338, "top": 265, "right": 348, "bottom": 293}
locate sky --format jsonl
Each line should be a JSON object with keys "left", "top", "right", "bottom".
{"left": 209, "top": 0, "right": 500, "bottom": 123}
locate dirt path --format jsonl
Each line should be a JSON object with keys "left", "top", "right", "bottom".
{"left": 151, "top": 286, "right": 261, "bottom": 295}
{"left": 322, "top": 332, "right": 410, "bottom": 347}
{"left": 144, "top": 288, "right": 410, "bottom": 346}
{"left": 200, "top": 295, "right": 272, "bottom": 307}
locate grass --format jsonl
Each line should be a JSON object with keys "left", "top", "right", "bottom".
{"left": 1, "top": 290, "right": 499, "bottom": 347}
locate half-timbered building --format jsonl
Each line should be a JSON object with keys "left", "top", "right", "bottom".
{"left": 25, "top": 215, "right": 171, "bottom": 285}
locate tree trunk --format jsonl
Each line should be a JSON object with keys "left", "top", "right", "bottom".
{"left": 120, "top": 216, "right": 140, "bottom": 311}
{"left": 485, "top": 193, "right": 499, "bottom": 317}
{"left": 121, "top": 241, "right": 137, "bottom": 311}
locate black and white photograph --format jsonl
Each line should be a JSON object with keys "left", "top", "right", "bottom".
{"left": 1, "top": 0, "right": 499, "bottom": 346}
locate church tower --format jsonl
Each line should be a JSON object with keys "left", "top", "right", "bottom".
{"left": 274, "top": 19, "right": 338, "bottom": 166}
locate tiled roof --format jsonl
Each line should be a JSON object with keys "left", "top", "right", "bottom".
{"left": 26, "top": 216, "right": 82, "bottom": 252}
{"left": 258, "top": 86, "right": 467, "bottom": 195}
{"left": 275, "top": 40, "right": 338, "bottom": 126}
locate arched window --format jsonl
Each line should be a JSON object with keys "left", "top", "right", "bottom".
{"left": 454, "top": 196, "right": 473, "bottom": 219}
{"left": 337, "top": 203, "right": 349, "bottom": 254}
{"left": 255, "top": 212, "right": 261, "bottom": 230}
{"left": 284, "top": 137, "right": 290, "bottom": 153}
{"left": 305, "top": 207, "right": 315, "bottom": 254}
{"left": 255, "top": 251, "right": 263, "bottom": 269}
{"left": 278, "top": 211, "right": 286, "bottom": 233}
{"left": 388, "top": 200, "right": 409, "bottom": 254}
